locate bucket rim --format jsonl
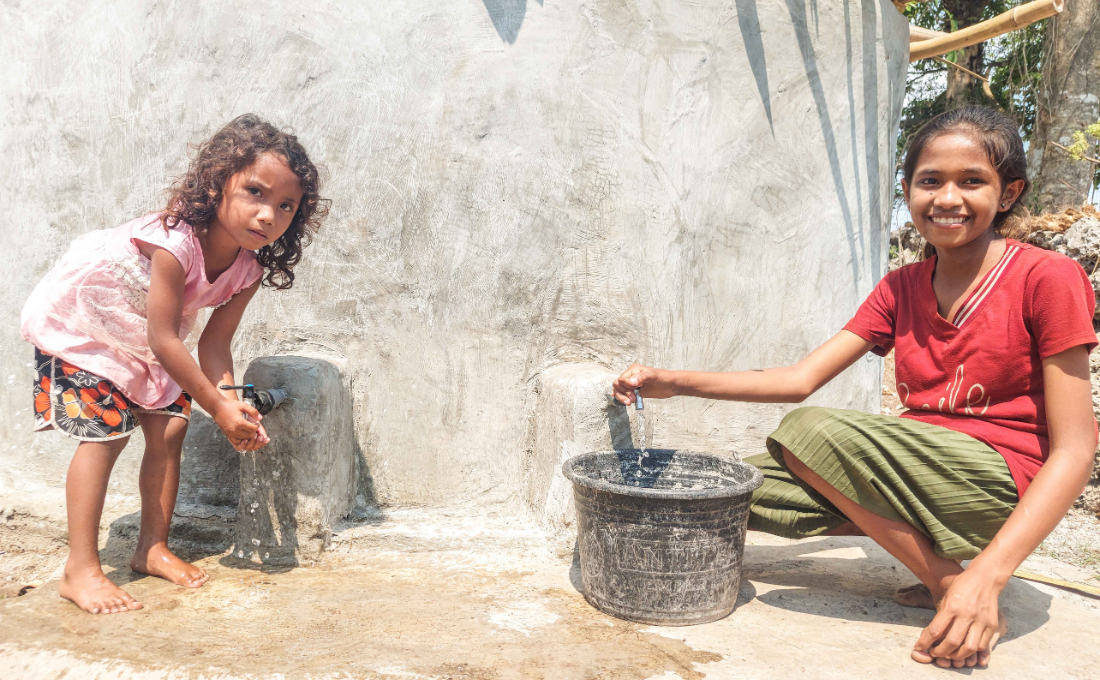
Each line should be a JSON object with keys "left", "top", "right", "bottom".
{"left": 561, "top": 450, "right": 764, "bottom": 500}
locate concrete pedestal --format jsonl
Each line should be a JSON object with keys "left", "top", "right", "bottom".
{"left": 235, "top": 356, "right": 355, "bottom": 565}
{"left": 524, "top": 363, "right": 650, "bottom": 554}
{"left": 178, "top": 412, "right": 239, "bottom": 516}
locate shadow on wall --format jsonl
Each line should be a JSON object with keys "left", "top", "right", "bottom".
{"left": 736, "top": 0, "right": 773, "bottom": 133}
{"left": 483, "top": 0, "right": 543, "bottom": 44}
{"left": 178, "top": 411, "right": 239, "bottom": 510}
{"left": 737, "top": 0, "right": 888, "bottom": 288}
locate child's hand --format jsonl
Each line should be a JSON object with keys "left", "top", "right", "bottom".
{"left": 232, "top": 423, "right": 270, "bottom": 452}
{"left": 612, "top": 364, "right": 678, "bottom": 405}
{"left": 213, "top": 400, "right": 262, "bottom": 444}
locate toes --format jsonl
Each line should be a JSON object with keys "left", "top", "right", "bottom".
{"left": 978, "top": 649, "right": 992, "bottom": 667}
{"left": 910, "top": 648, "right": 933, "bottom": 664}
{"left": 122, "top": 595, "right": 144, "bottom": 610}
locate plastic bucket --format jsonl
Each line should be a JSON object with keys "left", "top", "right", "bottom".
{"left": 562, "top": 449, "right": 764, "bottom": 626}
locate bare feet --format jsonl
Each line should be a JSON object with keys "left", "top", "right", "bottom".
{"left": 58, "top": 566, "right": 143, "bottom": 614}
{"left": 130, "top": 543, "right": 208, "bottom": 588}
{"left": 894, "top": 583, "right": 937, "bottom": 610}
{"left": 911, "top": 609, "right": 1007, "bottom": 668}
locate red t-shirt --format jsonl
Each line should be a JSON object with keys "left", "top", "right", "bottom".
{"left": 844, "top": 240, "right": 1097, "bottom": 498}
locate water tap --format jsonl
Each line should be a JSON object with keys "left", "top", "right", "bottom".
{"left": 633, "top": 389, "right": 643, "bottom": 410}
{"left": 220, "top": 384, "right": 288, "bottom": 415}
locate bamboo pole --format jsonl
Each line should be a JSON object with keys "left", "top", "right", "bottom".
{"left": 910, "top": 25, "right": 947, "bottom": 42}
{"left": 1013, "top": 569, "right": 1100, "bottom": 598}
{"left": 910, "top": 0, "right": 1065, "bottom": 63}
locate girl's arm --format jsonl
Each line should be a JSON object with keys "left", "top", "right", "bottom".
{"left": 197, "top": 279, "right": 270, "bottom": 451}
{"left": 914, "top": 344, "right": 1096, "bottom": 663}
{"left": 195, "top": 280, "right": 259, "bottom": 390}
{"left": 612, "top": 330, "right": 875, "bottom": 405}
{"left": 146, "top": 247, "right": 262, "bottom": 445}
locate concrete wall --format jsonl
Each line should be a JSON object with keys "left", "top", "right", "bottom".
{"left": 0, "top": 1, "right": 907, "bottom": 513}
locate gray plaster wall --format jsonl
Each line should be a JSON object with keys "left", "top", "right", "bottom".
{"left": 0, "top": 1, "right": 907, "bottom": 511}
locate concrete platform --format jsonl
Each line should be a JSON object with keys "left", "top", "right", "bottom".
{"left": 1, "top": 508, "right": 1098, "bottom": 680}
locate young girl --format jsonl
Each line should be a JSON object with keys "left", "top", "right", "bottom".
{"left": 21, "top": 114, "right": 327, "bottom": 615}
{"left": 613, "top": 106, "right": 1097, "bottom": 669}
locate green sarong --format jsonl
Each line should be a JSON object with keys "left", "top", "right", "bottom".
{"left": 747, "top": 406, "right": 1018, "bottom": 560}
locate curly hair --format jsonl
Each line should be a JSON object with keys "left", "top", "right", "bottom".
{"left": 902, "top": 105, "right": 1031, "bottom": 260}
{"left": 161, "top": 114, "right": 329, "bottom": 289}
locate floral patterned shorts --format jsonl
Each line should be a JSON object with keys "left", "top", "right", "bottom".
{"left": 33, "top": 348, "right": 191, "bottom": 442}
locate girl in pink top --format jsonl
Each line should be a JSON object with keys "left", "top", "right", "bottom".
{"left": 614, "top": 106, "right": 1097, "bottom": 668}
{"left": 21, "top": 114, "right": 327, "bottom": 616}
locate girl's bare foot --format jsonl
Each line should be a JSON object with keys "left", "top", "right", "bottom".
{"left": 894, "top": 583, "right": 937, "bottom": 610}
{"left": 58, "top": 566, "right": 143, "bottom": 614}
{"left": 130, "top": 543, "right": 208, "bottom": 588}
{"left": 911, "top": 609, "right": 1007, "bottom": 668}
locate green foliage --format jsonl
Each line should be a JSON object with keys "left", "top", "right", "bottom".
{"left": 896, "top": 1, "right": 1049, "bottom": 201}
{"left": 1068, "top": 131, "right": 1090, "bottom": 161}
{"left": 1063, "top": 122, "right": 1100, "bottom": 192}
{"left": 900, "top": 1, "right": 1046, "bottom": 151}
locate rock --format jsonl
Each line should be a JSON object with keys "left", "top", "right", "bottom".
{"left": 889, "top": 222, "right": 924, "bottom": 271}
{"left": 234, "top": 356, "right": 356, "bottom": 566}
{"left": 1026, "top": 230, "right": 1066, "bottom": 252}
{"left": 1062, "top": 217, "right": 1100, "bottom": 267}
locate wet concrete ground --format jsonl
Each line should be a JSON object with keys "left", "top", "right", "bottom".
{"left": 1, "top": 508, "right": 1098, "bottom": 680}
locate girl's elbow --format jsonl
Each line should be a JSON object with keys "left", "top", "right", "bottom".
{"left": 196, "top": 333, "right": 230, "bottom": 356}
{"left": 788, "top": 379, "right": 817, "bottom": 403}
{"left": 147, "top": 327, "right": 181, "bottom": 359}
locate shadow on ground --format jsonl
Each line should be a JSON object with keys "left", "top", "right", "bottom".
{"left": 743, "top": 535, "right": 1053, "bottom": 642}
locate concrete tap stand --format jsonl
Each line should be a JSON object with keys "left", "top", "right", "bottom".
{"left": 525, "top": 363, "right": 646, "bottom": 555}
{"left": 234, "top": 356, "right": 355, "bottom": 565}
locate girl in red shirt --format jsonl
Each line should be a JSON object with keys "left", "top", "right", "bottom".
{"left": 613, "top": 105, "right": 1097, "bottom": 669}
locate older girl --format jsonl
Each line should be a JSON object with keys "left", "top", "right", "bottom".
{"left": 613, "top": 106, "right": 1096, "bottom": 668}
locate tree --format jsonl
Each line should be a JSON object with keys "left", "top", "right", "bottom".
{"left": 900, "top": 1, "right": 1047, "bottom": 158}
{"left": 1029, "top": 0, "right": 1100, "bottom": 212}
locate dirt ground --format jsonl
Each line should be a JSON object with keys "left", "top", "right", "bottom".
{"left": 2, "top": 507, "right": 1099, "bottom": 680}
{"left": 1, "top": 351, "right": 1097, "bottom": 678}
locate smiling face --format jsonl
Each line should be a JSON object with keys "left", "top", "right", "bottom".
{"left": 213, "top": 152, "right": 304, "bottom": 250}
{"left": 902, "top": 132, "right": 1025, "bottom": 253}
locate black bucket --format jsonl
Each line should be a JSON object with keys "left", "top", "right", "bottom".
{"left": 562, "top": 449, "right": 764, "bottom": 626}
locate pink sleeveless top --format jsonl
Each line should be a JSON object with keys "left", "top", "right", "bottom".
{"left": 21, "top": 214, "right": 263, "bottom": 409}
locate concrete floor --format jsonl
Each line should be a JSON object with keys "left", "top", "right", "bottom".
{"left": 1, "top": 507, "right": 1098, "bottom": 680}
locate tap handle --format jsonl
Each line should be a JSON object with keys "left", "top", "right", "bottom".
{"left": 220, "top": 384, "right": 256, "bottom": 402}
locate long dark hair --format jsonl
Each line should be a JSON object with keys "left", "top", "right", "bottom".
{"left": 161, "top": 114, "right": 329, "bottom": 289}
{"left": 902, "top": 105, "right": 1030, "bottom": 260}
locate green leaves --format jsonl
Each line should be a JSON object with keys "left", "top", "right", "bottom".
{"left": 1068, "top": 131, "right": 1090, "bottom": 162}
